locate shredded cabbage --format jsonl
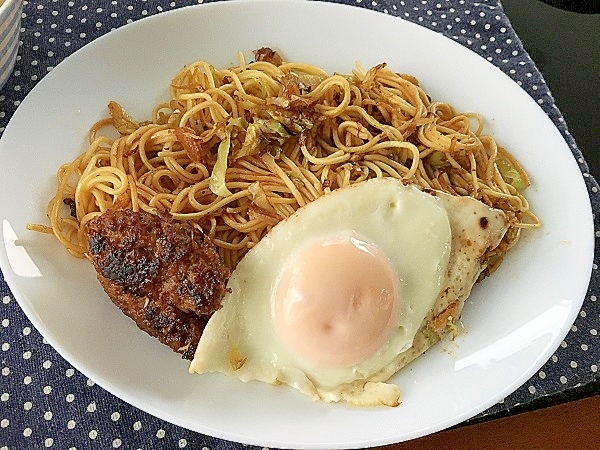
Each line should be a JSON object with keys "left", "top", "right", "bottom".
{"left": 248, "top": 181, "right": 274, "bottom": 211}
{"left": 235, "top": 118, "right": 291, "bottom": 160}
{"left": 256, "top": 119, "right": 290, "bottom": 141}
{"left": 428, "top": 150, "right": 447, "bottom": 169}
{"left": 497, "top": 158, "right": 528, "bottom": 191}
{"left": 108, "top": 101, "right": 139, "bottom": 135}
{"left": 209, "top": 118, "right": 246, "bottom": 197}
{"left": 236, "top": 123, "right": 261, "bottom": 159}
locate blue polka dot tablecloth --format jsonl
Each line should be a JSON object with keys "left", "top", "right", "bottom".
{"left": 1, "top": 1, "right": 599, "bottom": 448}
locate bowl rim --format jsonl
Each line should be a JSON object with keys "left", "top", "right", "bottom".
{"left": 0, "top": 0, "right": 22, "bottom": 89}
{"left": 0, "top": 0, "right": 21, "bottom": 17}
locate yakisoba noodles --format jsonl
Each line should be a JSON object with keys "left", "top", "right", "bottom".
{"left": 31, "top": 49, "right": 539, "bottom": 268}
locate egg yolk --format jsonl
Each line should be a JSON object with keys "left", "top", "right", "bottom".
{"left": 273, "top": 236, "right": 400, "bottom": 368}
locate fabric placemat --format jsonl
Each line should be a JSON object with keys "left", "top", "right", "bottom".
{"left": 1, "top": 1, "right": 598, "bottom": 448}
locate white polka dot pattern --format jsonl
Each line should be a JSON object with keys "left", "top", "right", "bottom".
{"left": 1, "top": 1, "right": 599, "bottom": 449}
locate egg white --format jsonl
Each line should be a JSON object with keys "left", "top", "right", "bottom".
{"left": 189, "top": 178, "right": 453, "bottom": 406}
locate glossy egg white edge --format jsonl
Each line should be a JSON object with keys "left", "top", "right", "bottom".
{"left": 0, "top": 1, "right": 593, "bottom": 448}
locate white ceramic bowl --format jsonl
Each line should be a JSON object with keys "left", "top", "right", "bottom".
{"left": 0, "top": 0, "right": 22, "bottom": 90}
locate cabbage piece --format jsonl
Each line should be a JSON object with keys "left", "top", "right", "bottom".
{"left": 234, "top": 123, "right": 262, "bottom": 160}
{"left": 234, "top": 118, "right": 290, "bottom": 160}
{"left": 248, "top": 181, "right": 274, "bottom": 211}
{"left": 256, "top": 118, "right": 290, "bottom": 141}
{"left": 209, "top": 118, "right": 245, "bottom": 197}
{"left": 247, "top": 181, "right": 282, "bottom": 225}
{"left": 496, "top": 158, "right": 528, "bottom": 191}
{"left": 108, "top": 101, "right": 139, "bottom": 135}
{"left": 428, "top": 150, "right": 448, "bottom": 169}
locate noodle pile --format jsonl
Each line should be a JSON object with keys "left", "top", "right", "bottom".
{"left": 31, "top": 49, "right": 539, "bottom": 268}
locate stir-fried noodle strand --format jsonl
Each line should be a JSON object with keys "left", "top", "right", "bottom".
{"left": 30, "top": 49, "right": 539, "bottom": 269}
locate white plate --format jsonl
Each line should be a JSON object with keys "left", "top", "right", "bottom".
{"left": 0, "top": 1, "right": 594, "bottom": 448}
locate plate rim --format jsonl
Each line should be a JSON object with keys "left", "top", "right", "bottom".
{"left": 0, "top": 1, "right": 595, "bottom": 447}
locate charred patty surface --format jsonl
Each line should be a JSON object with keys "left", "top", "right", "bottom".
{"left": 85, "top": 209, "right": 231, "bottom": 359}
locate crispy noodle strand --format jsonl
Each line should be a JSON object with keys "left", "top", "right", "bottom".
{"left": 32, "top": 50, "right": 540, "bottom": 268}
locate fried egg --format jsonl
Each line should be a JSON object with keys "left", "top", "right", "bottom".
{"left": 189, "top": 178, "right": 509, "bottom": 406}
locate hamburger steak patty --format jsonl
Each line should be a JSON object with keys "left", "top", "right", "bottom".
{"left": 85, "top": 209, "right": 231, "bottom": 359}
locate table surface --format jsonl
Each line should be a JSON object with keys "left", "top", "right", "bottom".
{"left": 501, "top": 0, "right": 600, "bottom": 180}
{"left": 1, "top": 1, "right": 599, "bottom": 449}
{"left": 384, "top": 394, "right": 600, "bottom": 449}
